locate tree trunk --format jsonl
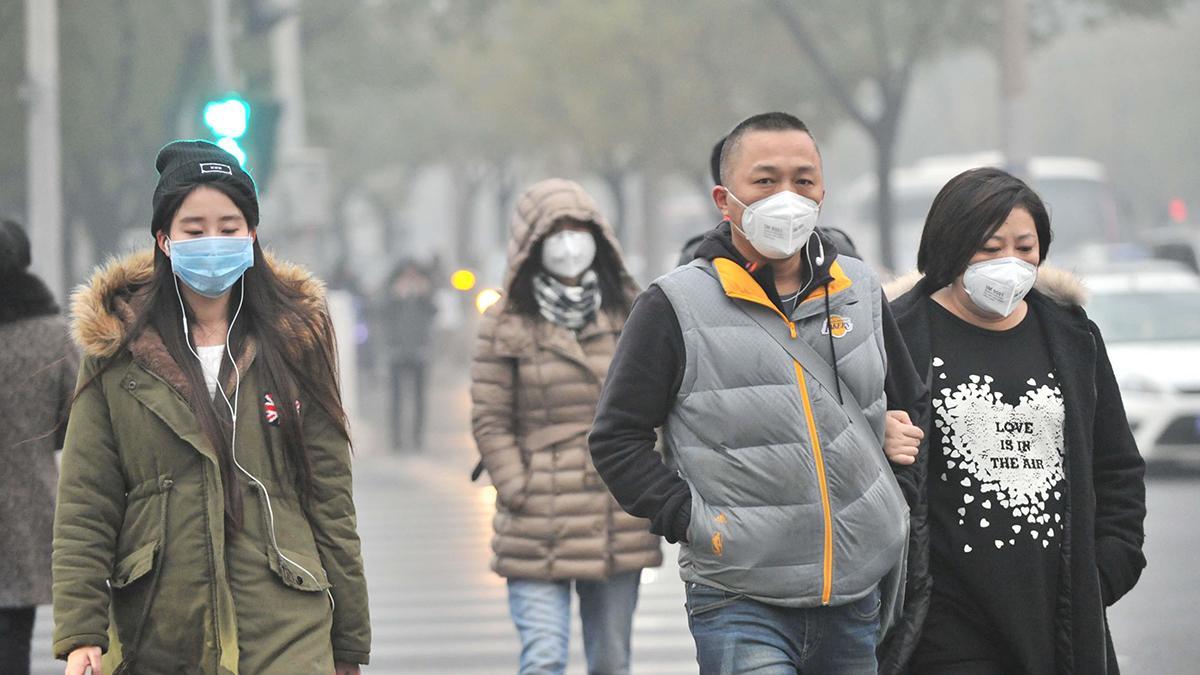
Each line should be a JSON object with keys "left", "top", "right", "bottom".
{"left": 450, "top": 162, "right": 487, "bottom": 268}
{"left": 600, "top": 169, "right": 627, "bottom": 241}
{"left": 873, "top": 125, "right": 898, "bottom": 274}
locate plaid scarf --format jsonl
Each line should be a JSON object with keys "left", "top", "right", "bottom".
{"left": 533, "top": 270, "right": 601, "bottom": 331}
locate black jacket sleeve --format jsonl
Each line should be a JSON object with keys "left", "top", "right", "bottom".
{"left": 882, "top": 293, "right": 928, "bottom": 418}
{"left": 1087, "top": 320, "right": 1147, "bottom": 606}
{"left": 589, "top": 285, "right": 693, "bottom": 543}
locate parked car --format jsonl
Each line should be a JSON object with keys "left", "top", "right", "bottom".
{"left": 1140, "top": 224, "right": 1200, "bottom": 274}
{"left": 1084, "top": 265, "right": 1200, "bottom": 467}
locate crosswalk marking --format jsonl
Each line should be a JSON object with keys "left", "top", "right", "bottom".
{"left": 32, "top": 451, "right": 698, "bottom": 674}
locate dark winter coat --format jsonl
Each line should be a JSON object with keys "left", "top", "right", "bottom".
{"left": 0, "top": 273, "right": 79, "bottom": 609}
{"left": 882, "top": 269, "right": 1147, "bottom": 675}
{"left": 53, "top": 251, "right": 370, "bottom": 673}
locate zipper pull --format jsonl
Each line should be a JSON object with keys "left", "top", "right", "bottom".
{"left": 788, "top": 322, "right": 797, "bottom": 339}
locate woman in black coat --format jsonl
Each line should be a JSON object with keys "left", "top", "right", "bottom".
{"left": 880, "top": 168, "right": 1146, "bottom": 674}
{"left": 0, "top": 220, "right": 79, "bottom": 675}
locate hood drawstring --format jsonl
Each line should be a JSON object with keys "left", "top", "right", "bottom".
{"left": 823, "top": 282, "right": 843, "bottom": 405}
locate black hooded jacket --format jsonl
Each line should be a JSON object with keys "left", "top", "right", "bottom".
{"left": 589, "top": 222, "right": 926, "bottom": 553}
{"left": 884, "top": 278, "right": 1147, "bottom": 675}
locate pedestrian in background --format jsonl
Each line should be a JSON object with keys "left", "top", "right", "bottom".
{"left": 53, "top": 140, "right": 370, "bottom": 674}
{"left": 883, "top": 167, "right": 1147, "bottom": 674}
{"left": 376, "top": 258, "right": 438, "bottom": 451}
{"left": 0, "top": 220, "right": 79, "bottom": 675}
{"left": 471, "top": 178, "right": 662, "bottom": 675}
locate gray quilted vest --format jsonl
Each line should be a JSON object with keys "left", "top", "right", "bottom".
{"left": 654, "top": 255, "right": 908, "bottom": 609}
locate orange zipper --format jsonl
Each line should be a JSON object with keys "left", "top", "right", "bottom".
{"left": 794, "top": 361, "right": 834, "bottom": 604}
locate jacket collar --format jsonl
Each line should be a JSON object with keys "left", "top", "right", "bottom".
{"left": 884, "top": 265, "right": 1086, "bottom": 306}
{"left": 695, "top": 221, "right": 845, "bottom": 317}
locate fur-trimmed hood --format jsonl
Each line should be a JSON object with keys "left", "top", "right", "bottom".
{"left": 882, "top": 265, "right": 1087, "bottom": 306}
{"left": 501, "top": 178, "right": 639, "bottom": 300}
{"left": 70, "top": 249, "right": 328, "bottom": 360}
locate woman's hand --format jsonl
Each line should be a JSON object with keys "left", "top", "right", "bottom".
{"left": 65, "top": 646, "right": 104, "bottom": 675}
{"left": 334, "top": 662, "right": 361, "bottom": 675}
{"left": 884, "top": 410, "right": 924, "bottom": 466}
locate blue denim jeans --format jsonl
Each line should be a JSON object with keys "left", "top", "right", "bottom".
{"left": 507, "top": 569, "right": 642, "bottom": 675}
{"left": 685, "top": 581, "right": 881, "bottom": 675}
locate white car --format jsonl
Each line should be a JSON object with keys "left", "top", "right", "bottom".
{"left": 1084, "top": 267, "right": 1200, "bottom": 466}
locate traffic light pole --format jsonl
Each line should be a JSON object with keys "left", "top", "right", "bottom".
{"left": 24, "top": 0, "right": 64, "bottom": 299}
{"left": 209, "top": 0, "right": 237, "bottom": 90}
{"left": 271, "top": 0, "right": 306, "bottom": 152}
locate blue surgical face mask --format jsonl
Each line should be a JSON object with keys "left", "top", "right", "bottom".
{"left": 167, "top": 235, "right": 254, "bottom": 298}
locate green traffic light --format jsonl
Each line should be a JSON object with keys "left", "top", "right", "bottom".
{"left": 215, "top": 137, "right": 247, "bottom": 167}
{"left": 203, "top": 97, "right": 249, "bottom": 139}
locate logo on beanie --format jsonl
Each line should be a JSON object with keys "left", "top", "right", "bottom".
{"left": 199, "top": 162, "right": 233, "bottom": 175}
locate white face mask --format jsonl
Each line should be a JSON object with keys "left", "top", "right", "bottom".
{"left": 962, "top": 256, "right": 1038, "bottom": 317}
{"left": 541, "top": 229, "right": 596, "bottom": 280}
{"left": 727, "top": 189, "right": 821, "bottom": 259}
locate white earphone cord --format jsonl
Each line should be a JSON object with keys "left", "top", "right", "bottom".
{"left": 173, "top": 277, "right": 334, "bottom": 612}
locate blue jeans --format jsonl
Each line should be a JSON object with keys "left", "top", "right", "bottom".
{"left": 507, "top": 570, "right": 642, "bottom": 675}
{"left": 685, "top": 582, "right": 881, "bottom": 675}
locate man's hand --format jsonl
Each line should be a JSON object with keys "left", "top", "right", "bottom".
{"left": 335, "top": 662, "right": 362, "bottom": 675}
{"left": 65, "top": 646, "right": 103, "bottom": 675}
{"left": 884, "top": 410, "right": 923, "bottom": 466}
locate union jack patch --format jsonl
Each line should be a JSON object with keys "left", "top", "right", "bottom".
{"left": 263, "top": 393, "right": 301, "bottom": 426}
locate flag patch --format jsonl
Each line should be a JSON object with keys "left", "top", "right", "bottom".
{"left": 263, "top": 393, "right": 301, "bottom": 426}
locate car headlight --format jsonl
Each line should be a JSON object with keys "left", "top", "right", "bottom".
{"left": 1120, "top": 375, "right": 1168, "bottom": 396}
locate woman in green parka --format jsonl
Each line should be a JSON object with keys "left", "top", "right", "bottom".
{"left": 52, "top": 140, "right": 370, "bottom": 674}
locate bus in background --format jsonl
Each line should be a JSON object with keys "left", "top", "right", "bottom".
{"left": 827, "top": 152, "right": 1123, "bottom": 275}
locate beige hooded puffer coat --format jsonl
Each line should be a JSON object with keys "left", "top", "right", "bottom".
{"left": 471, "top": 178, "right": 662, "bottom": 581}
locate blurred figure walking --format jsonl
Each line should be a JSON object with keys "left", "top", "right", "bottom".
{"left": 0, "top": 220, "right": 79, "bottom": 675}
{"left": 471, "top": 179, "right": 662, "bottom": 675}
{"left": 376, "top": 259, "right": 438, "bottom": 452}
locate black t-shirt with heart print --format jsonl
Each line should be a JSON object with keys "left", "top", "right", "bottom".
{"left": 913, "top": 300, "right": 1066, "bottom": 675}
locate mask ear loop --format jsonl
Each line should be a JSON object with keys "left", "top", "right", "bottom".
{"left": 726, "top": 188, "right": 756, "bottom": 242}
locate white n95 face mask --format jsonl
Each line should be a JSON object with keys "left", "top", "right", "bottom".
{"left": 962, "top": 257, "right": 1038, "bottom": 317}
{"left": 727, "top": 189, "right": 821, "bottom": 260}
{"left": 541, "top": 229, "right": 597, "bottom": 280}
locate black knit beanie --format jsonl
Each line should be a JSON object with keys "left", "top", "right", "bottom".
{"left": 151, "top": 139, "right": 258, "bottom": 234}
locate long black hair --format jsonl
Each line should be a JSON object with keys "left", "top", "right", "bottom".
{"left": 916, "top": 167, "right": 1053, "bottom": 295}
{"left": 505, "top": 221, "right": 633, "bottom": 319}
{"left": 80, "top": 177, "right": 348, "bottom": 529}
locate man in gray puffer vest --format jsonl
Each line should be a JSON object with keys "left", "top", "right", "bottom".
{"left": 590, "top": 112, "right": 925, "bottom": 674}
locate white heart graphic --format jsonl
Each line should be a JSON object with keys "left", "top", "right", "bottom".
{"left": 934, "top": 376, "right": 1064, "bottom": 528}
{"left": 980, "top": 518, "right": 990, "bottom": 528}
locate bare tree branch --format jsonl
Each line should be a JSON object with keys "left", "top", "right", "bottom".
{"left": 766, "top": 0, "right": 873, "bottom": 129}
{"left": 887, "top": 0, "right": 950, "bottom": 112}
